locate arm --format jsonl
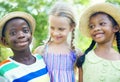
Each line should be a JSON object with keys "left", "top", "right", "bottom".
{"left": 74, "top": 48, "right": 83, "bottom": 82}
{"left": 78, "top": 67, "right": 83, "bottom": 82}
{"left": 75, "top": 48, "right": 83, "bottom": 57}
{"left": 33, "top": 45, "right": 45, "bottom": 55}
{"left": 75, "top": 48, "right": 83, "bottom": 82}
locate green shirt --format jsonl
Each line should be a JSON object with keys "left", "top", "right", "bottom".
{"left": 83, "top": 50, "right": 120, "bottom": 82}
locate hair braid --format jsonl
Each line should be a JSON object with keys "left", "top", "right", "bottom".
{"left": 115, "top": 31, "right": 120, "bottom": 53}
{"left": 71, "top": 28, "right": 75, "bottom": 52}
{"left": 42, "top": 37, "right": 51, "bottom": 53}
{"left": 76, "top": 40, "right": 96, "bottom": 68}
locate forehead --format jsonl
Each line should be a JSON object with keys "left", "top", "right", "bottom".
{"left": 89, "top": 13, "right": 111, "bottom": 22}
{"left": 4, "top": 18, "right": 30, "bottom": 31}
{"left": 90, "top": 13, "right": 109, "bottom": 18}
{"left": 3, "top": 18, "right": 30, "bottom": 34}
{"left": 5, "top": 18, "right": 29, "bottom": 26}
{"left": 49, "top": 15, "right": 70, "bottom": 26}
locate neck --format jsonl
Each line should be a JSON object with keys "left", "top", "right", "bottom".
{"left": 96, "top": 41, "right": 113, "bottom": 51}
{"left": 94, "top": 42, "right": 115, "bottom": 56}
{"left": 12, "top": 48, "right": 32, "bottom": 57}
{"left": 11, "top": 48, "right": 35, "bottom": 65}
{"left": 50, "top": 41, "right": 68, "bottom": 46}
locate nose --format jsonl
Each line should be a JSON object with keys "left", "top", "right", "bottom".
{"left": 94, "top": 25, "right": 101, "bottom": 31}
{"left": 53, "top": 31, "right": 60, "bottom": 35}
{"left": 17, "top": 31, "right": 25, "bottom": 39}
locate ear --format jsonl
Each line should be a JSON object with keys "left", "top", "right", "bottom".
{"left": 113, "top": 25, "right": 119, "bottom": 32}
{"left": 1, "top": 37, "right": 8, "bottom": 46}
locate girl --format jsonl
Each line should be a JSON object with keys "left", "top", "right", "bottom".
{"left": 76, "top": 3, "right": 120, "bottom": 82}
{"left": 34, "top": 2, "right": 82, "bottom": 82}
{"left": 0, "top": 11, "right": 50, "bottom": 82}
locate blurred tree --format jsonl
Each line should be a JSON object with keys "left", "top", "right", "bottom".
{"left": 1, "top": 0, "right": 119, "bottom": 62}
{"left": 107, "top": 0, "right": 120, "bottom": 4}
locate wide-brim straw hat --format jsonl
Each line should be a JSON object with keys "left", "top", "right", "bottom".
{"left": 0, "top": 11, "right": 36, "bottom": 47}
{"left": 79, "top": 3, "right": 120, "bottom": 37}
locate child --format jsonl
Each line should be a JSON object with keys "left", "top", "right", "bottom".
{"left": 0, "top": 11, "right": 50, "bottom": 82}
{"left": 76, "top": 3, "right": 120, "bottom": 82}
{"left": 34, "top": 1, "right": 82, "bottom": 82}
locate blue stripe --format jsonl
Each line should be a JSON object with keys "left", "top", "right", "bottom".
{"left": 13, "top": 66, "right": 48, "bottom": 82}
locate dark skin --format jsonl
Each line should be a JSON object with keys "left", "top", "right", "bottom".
{"left": 2, "top": 18, "right": 36, "bottom": 65}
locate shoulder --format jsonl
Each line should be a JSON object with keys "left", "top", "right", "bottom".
{"left": 75, "top": 48, "right": 83, "bottom": 57}
{"left": 34, "top": 54, "right": 43, "bottom": 60}
{"left": 0, "top": 59, "right": 16, "bottom": 75}
{"left": 33, "top": 45, "right": 45, "bottom": 55}
{"left": 0, "top": 59, "right": 11, "bottom": 67}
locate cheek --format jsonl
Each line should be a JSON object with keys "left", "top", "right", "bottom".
{"left": 89, "top": 31, "right": 92, "bottom": 36}
{"left": 63, "top": 31, "right": 70, "bottom": 36}
{"left": 28, "top": 34, "right": 32, "bottom": 42}
{"left": 89, "top": 29, "right": 93, "bottom": 34}
{"left": 27, "top": 33, "right": 32, "bottom": 38}
{"left": 49, "top": 30, "right": 53, "bottom": 35}
{"left": 6, "top": 34, "right": 13, "bottom": 42}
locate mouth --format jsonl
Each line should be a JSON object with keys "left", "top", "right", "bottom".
{"left": 55, "top": 36, "right": 63, "bottom": 40}
{"left": 16, "top": 40, "right": 29, "bottom": 46}
{"left": 93, "top": 33, "right": 104, "bottom": 38}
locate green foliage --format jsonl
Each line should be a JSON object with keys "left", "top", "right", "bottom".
{"left": 74, "top": 0, "right": 90, "bottom": 5}
{"left": 75, "top": 28, "right": 92, "bottom": 52}
{"left": 106, "top": 0, "right": 120, "bottom": 4}
{"left": 0, "top": 47, "right": 13, "bottom": 62}
{"left": 0, "top": 0, "right": 120, "bottom": 62}
{"left": 33, "top": 13, "right": 48, "bottom": 49}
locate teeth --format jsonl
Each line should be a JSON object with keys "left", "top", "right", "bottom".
{"left": 95, "top": 34, "right": 103, "bottom": 38}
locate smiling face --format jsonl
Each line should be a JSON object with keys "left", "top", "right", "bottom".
{"left": 2, "top": 18, "right": 32, "bottom": 51}
{"left": 89, "top": 13, "right": 118, "bottom": 44}
{"left": 48, "top": 15, "right": 73, "bottom": 44}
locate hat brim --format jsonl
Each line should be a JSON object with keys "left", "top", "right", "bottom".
{"left": 0, "top": 11, "right": 36, "bottom": 47}
{"left": 79, "top": 3, "right": 120, "bottom": 37}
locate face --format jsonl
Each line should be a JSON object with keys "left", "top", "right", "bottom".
{"left": 89, "top": 13, "right": 118, "bottom": 44}
{"left": 48, "top": 15, "right": 73, "bottom": 44}
{"left": 3, "top": 18, "right": 32, "bottom": 51}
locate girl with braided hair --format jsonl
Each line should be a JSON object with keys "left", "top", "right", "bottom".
{"left": 34, "top": 1, "right": 82, "bottom": 82}
{"left": 76, "top": 3, "right": 120, "bottom": 82}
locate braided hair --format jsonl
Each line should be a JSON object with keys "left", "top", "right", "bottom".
{"left": 115, "top": 32, "right": 120, "bottom": 53}
{"left": 76, "top": 40, "right": 96, "bottom": 67}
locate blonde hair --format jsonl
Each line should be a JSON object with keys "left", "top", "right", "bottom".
{"left": 49, "top": 1, "right": 76, "bottom": 27}
{"left": 47, "top": 1, "right": 76, "bottom": 51}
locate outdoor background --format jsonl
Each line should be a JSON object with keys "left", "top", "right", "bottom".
{"left": 0, "top": 0, "right": 120, "bottom": 62}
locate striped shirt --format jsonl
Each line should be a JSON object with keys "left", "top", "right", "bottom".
{"left": 0, "top": 54, "right": 50, "bottom": 82}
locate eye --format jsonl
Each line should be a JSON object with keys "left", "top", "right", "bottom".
{"left": 10, "top": 31, "right": 16, "bottom": 36}
{"left": 23, "top": 29, "right": 29, "bottom": 33}
{"left": 23, "top": 27, "right": 30, "bottom": 33}
{"left": 89, "top": 24, "right": 95, "bottom": 29}
{"left": 58, "top": 27, "right": 65, "bottom": 31}
{"left": 50, "top": 26, "right": 54, "bottom": 30}
{"left": 99, "top": 22, "right": 106, "bottom": 26}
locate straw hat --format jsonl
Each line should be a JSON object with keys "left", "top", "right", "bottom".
{"left": 79, "top": 3, "right": 120, "bottom": 37}
{"left": 0, "top": 11, "right": 36, "bottom": 47}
